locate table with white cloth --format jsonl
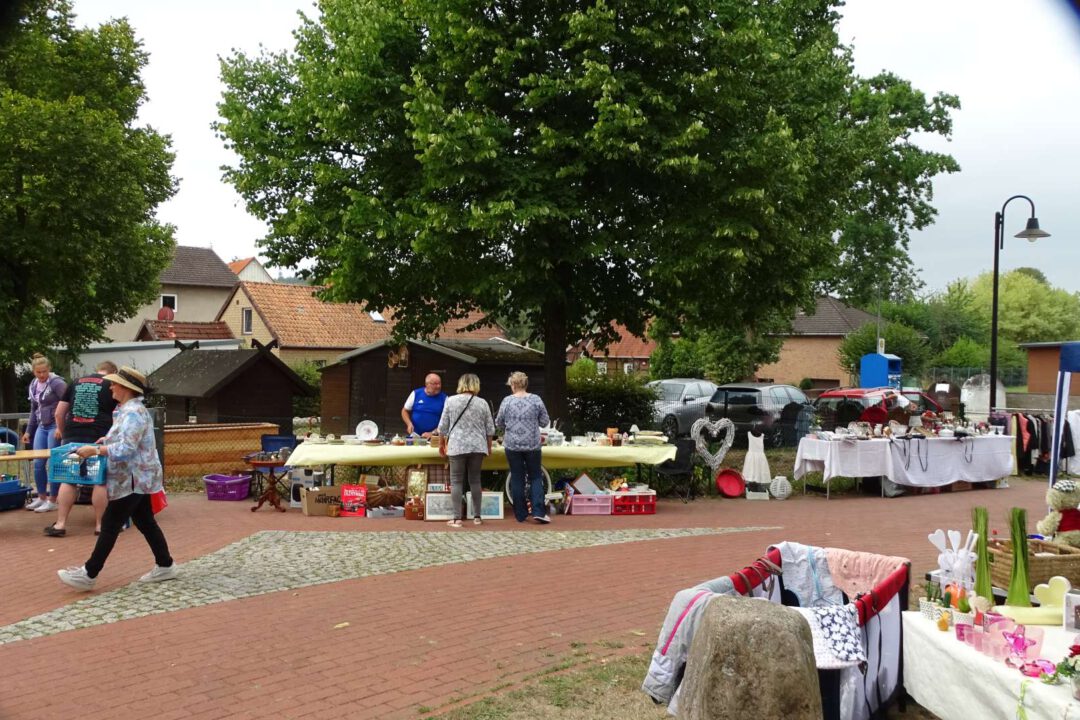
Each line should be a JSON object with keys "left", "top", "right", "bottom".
{"left": 286, "top": 442, "right": 676, "bottom": 470}
{"left": 793, "top": 435, "right": 1013, "bottom": 489}
{"left": 903, "top": 611, "right": 1080, "bottom": 720}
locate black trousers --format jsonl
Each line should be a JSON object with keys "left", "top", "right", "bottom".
{"left": 84, "top": 493, "right": 173, "bottom": 578}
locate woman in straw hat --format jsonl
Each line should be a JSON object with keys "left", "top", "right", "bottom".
{"left": 58, "top": 366, "right": 177, "bottom": 591}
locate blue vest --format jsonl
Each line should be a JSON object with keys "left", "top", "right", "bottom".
{"left": 410, "top": 388, "right": 447, "bottom": 434}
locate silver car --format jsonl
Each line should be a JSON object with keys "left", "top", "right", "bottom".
{"left": 647, "top": 378, "right": 718, "bottom": 437}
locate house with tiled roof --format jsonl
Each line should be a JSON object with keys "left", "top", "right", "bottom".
{"left": 104, "top": 246, "right": 238, "bottom": 342}
{"left": 216, "top": 281, "right": 504, "bottom": 365}
{"left": 227, "top": 257, "right": 275, "bottom": 283}
{"left": 566, "top": 322, "right": 655, "bottom": 376}
{"left": 754, "top": 296, "right": 879, "bottom": 388}
{"left": 134, "top": 320, "right": 235, "bottom": 342}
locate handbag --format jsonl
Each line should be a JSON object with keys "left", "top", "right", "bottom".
{"left": 150, "top": 489, "right": 168, "bottom": 514}
{"left": 439, "top": 395, "right": 475, "bottom": 458}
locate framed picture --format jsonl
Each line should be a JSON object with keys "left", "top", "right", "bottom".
{"left": 406, "top": 468, "right": 427, "bottom": 498}
{"left": 424, "top": 492, "right": 456, "bottom": 521}
{"left": 427, "top": 482, "right": 449, "bottom": 494}
{"left": 465, "top": 491, "right": 504, "bottom": 520}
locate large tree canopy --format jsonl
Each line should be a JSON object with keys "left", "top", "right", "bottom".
{"left": 217, "top": 0, "right": 957, "bottom": 420}
{"left": 0, "top": 0, "right": 176, "bottom": 410}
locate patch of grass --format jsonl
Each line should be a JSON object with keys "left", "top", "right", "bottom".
{"left": 430, "top": 650, "right": 666, "bottom": 720}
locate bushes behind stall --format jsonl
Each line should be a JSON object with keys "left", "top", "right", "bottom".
{"left": 566, "top": 370, "right": 656, "bottom": 436}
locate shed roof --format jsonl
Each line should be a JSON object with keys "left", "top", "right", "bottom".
{"left": 330, "top": 337, "right": 543, "bottom": 367}
{"left": 135, "top": 320, "right": 235, "bottom": 342}
{"left": 160, "top": 246, "right": 238, "bottom": 288}
{"left": 149, "top": 348, "right": 314, "bottom": 398}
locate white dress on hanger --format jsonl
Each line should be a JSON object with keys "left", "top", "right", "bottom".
{"left": 742, "top": 431, "right": 772, "bottom": 484}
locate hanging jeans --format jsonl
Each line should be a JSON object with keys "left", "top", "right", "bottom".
{"left": 33, "top": 425, "right": 60, "bottom": 497}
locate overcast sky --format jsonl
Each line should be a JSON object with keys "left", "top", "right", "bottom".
{"left": 73, "top": 0, "right": 1080, "bottom": 293}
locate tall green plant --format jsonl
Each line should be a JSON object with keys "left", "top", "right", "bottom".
{"left": 1005, "top": 508, "right": 1031, "bottom": 607}
{"left": 973, "top": 506, "right": 992, "bottom": 603}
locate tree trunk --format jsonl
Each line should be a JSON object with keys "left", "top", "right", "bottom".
{"left": 0, "top": 363, "right": 16, "bottom": 423}
{"left": 542, "top": 306, "right": 568, "bottom": 429}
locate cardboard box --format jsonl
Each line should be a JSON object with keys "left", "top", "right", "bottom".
{"left": 301, "top": 486, "right": 343, "bottom": 516}
{"left": 340, "top": 484, "right": 367, "bottom": 517}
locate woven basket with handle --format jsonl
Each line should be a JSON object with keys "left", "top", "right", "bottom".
{"left": 988, "top": 538, "right": 1080, "bottom": 592}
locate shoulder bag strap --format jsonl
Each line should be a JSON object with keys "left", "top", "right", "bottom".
{"left": 446, "top": 395, "right": 475, "bottom": 438}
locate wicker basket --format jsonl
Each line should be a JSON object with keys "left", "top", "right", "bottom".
{"left": 988, "top": 539, "right": 1080, "bottom": 592}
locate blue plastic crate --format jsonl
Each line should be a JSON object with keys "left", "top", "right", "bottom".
{"left": 48, "top": 443, "right": 107, "bottom": 485}
{"left": 0, "top": 487, "right": 29, "bottom": 511}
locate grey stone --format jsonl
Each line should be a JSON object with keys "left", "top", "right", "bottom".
{"left": 679, "top": 595, "right": 821, "bottom": 720}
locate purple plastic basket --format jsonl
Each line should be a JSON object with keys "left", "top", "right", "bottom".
{"left": 203, "top": 474, "right": 250, "bottom": 501}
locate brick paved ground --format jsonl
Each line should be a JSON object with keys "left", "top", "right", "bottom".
{"left": 0, "top": 478, "right": 1049, "bottom": 719}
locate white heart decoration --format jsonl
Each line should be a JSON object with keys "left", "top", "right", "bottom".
{"left": 691, "top": 417, "right": 735, "bottom": 472}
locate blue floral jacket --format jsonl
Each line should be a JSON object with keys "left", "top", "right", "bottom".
{"left": 103, "top": 397, "right": 163, "bottom": 501}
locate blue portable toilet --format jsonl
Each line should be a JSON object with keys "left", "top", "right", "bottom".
{"left": 860, "top": 353, "right": 902, "bottom": 389}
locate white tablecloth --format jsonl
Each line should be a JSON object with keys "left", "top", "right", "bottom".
{"left": 903, "top": 611, "right": 1079, "bottom": 720}
{"left": 794, "top": 436, "right": 1013, "bottom": 487}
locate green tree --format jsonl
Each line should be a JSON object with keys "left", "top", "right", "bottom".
{"left": 649, "top": 317, "right": 784, "bottom": 385}
{"left": 880, "top": 279, "right": 985, "bottom": 354}
{"left": 0, "top": 0, "right": 176, "bottom": 411}
{"left": 217, "top": 0, "right": 956, "bottom": 421}
{"left": 822, "top": 74, "right": 960, "bottom": 305}
{"left": 931, "top": 337, "right": 988, "bottom": 369}
{"left": 969, "top": 270, "right": 1080, "bottom": 346}
{"left": 837, "top": 321, "right": 931, "bottom": 380}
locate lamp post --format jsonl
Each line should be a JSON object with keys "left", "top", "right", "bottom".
{"left": 989, "top": 195, "right": 1050, "bottom": 412}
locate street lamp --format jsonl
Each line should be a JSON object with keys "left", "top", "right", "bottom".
{"left": 989, "top": 194, "right": 1050, "bottom": 412}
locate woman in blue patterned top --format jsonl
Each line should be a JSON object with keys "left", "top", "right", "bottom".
{"left": 58, "top": 366, "right": 177, "bottom": 591}
{"left": 495, "top": 371, "right": 551, "bottom": 523}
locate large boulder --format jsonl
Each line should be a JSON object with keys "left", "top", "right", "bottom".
{"left": 678, "top": 595, "right": 821, "bottom": 719}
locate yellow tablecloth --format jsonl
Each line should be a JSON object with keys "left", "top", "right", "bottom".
{"left": 286, "top": 442, "right": 675, "bottom": 470}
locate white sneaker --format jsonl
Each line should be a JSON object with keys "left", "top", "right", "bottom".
{"left": 34, "top": 500, "right": 58, "bottom": 513}
{"left": 25, "top": 497, "right": 44, "bottom": 511}
{"left": 58, "top": 566, "right": 96, "bottom": 591}
{"left": 139, "top": 564, "right": 179, "bottom": 583}
{"left": 534, "top": 515, "right": 552, "bottom": 524}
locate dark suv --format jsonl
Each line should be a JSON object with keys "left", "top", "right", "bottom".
{"left": 705, "top": 383, "right": 813, "bottom": 447}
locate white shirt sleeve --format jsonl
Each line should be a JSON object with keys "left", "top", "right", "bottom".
{"left": 403, "top": 391, "right": 415, "bottom": 411}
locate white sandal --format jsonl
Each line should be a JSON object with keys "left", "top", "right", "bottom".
{"left": 473, "top": 517, "right": 483, "bottom": 526}
{"left": 447, "top": 519, "right": 462, "bottom": 528}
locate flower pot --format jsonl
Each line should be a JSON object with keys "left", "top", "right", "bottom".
{"left": 1071, "top": 675, "right": 1080, "bottom": 701}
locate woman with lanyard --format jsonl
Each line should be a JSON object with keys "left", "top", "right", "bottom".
{"left": 58, "top": 366, "right": 178, "bottom": 591}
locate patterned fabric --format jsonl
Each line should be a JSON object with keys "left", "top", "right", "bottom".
{"left": 494, "top": 394, "right": 550, "bottom": 451}
{"left": 792, "top": 604, "right": 866, "bottom": 669}
{"left": 438, "top": 393, "right": 495, "bottom": 456}
{"left": 102, "top": 397, "right": 164, "bottom": 501}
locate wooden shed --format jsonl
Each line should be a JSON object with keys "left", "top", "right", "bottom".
{"left": 149, "top": 345, "right": 314, "bottom": 433}
{"left": 320, "top": 338, "right": 546, "bottom": 437}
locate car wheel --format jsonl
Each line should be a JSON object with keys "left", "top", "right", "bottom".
{"left": 768, "top": 427, "right": 784, "bottom": 448}
{"left": 661, "top": 415, "right": 679, "bottom": 438}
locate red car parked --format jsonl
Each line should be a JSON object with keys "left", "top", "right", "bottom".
{"left": 813, "top": 387, "right": 942, "bottom": 430}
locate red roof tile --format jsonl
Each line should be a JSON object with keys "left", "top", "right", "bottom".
{"left": 136, "top": 320, "right": 235, "bottom": 342}
{"left": 230, "top": 282, "right": 503, "bottom": 350}
{"left": 227, "top": 258, "right": 255, "bottom": 275}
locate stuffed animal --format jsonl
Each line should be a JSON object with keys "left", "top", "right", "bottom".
{"left": 1036, "top": 479, "right": 1080, "bottom": 548}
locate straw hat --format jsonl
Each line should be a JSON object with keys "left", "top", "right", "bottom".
{"left": 103, "top": 366, "right": 148, "bottom": 395}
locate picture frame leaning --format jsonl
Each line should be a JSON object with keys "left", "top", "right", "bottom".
{"left": 465, "top": 491, "right": 505, "bottom": 520}
{"left": 424, "top": 492, "right": 456, "bottom": 521}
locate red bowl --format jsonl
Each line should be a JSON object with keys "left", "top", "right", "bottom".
{"left": 715, "top": 468, "right": 745, "bottom": 498}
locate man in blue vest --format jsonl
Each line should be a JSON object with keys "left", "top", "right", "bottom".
{"left": 401, "top": 373, "right": 447, "bottom": 437}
